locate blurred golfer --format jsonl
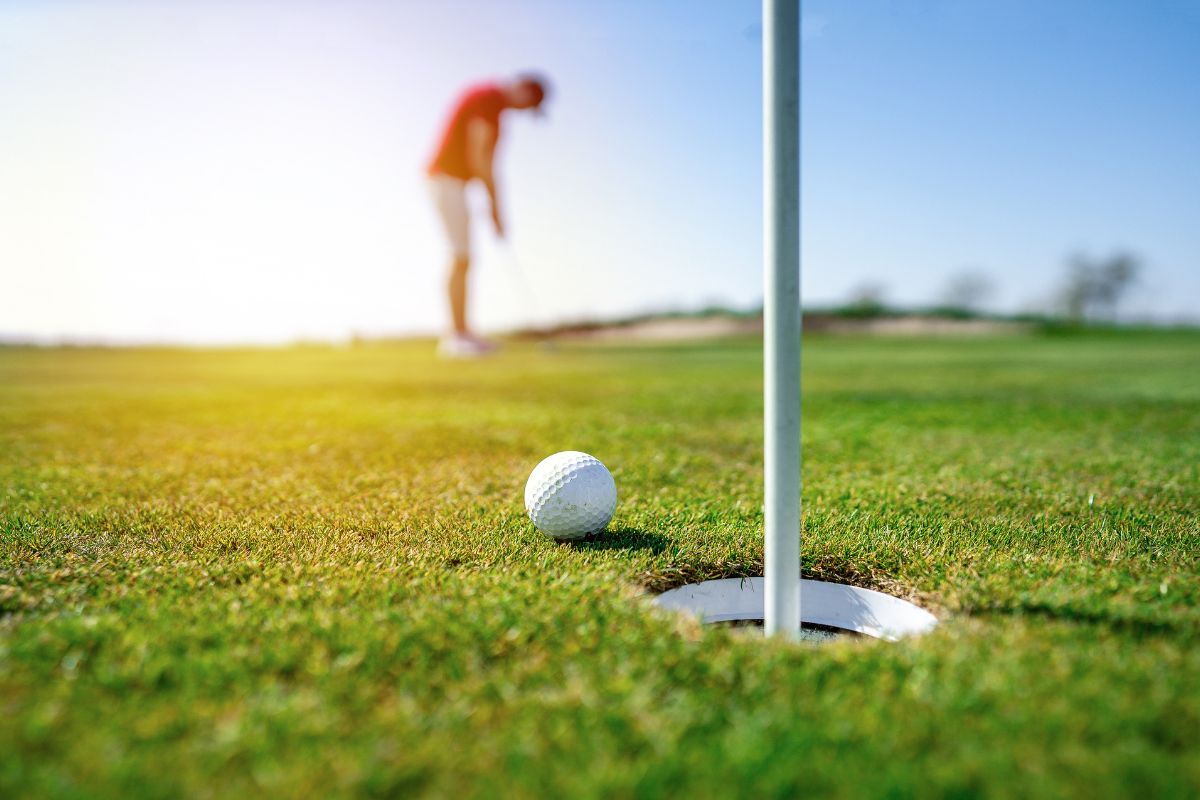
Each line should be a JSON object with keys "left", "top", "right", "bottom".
{"left": 427, "top": 74, "right": 549, "bottom": 358}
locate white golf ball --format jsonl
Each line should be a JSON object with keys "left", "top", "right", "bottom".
{"left": 524, "top": 451, "right": 617, "bottom": 540}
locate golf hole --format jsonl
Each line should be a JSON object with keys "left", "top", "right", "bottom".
{"left": 654, "top": 577, "right": 937, "bottom": 642}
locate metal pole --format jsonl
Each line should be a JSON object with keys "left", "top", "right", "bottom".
{"left": 763, "top": 0, "right": 800, "bottom": 637}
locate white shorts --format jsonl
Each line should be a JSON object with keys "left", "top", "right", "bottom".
{"left": 428, "top": 175, "right": 470, "bottom": 258}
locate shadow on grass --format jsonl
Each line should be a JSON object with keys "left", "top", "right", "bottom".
{"left": 973, "top": 601, "right": 1192, "bottom": 638}
{"left": 636, "top": 554, "right": 916, "bottom": 596}
{"left": 569, "top": 528, "right": 669, "bottom": 555}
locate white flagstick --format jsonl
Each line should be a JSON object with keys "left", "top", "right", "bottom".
{"left": 763, "top": 0, "right": 801, "bottom": 638}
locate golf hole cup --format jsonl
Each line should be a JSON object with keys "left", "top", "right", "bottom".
{"left": 524, "top": 451, "right": 617, "bottom": 540}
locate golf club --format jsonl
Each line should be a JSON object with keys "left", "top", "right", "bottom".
{"left": 498, "top": 240, "right": 557, "bottom": 350}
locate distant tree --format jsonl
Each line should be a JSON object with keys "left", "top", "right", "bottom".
{"left": 1095, "top": 252, "right": 1140, "bottom": 320}
{"left": 843, "top": 282, "right": 889, "bottom": 318}
{"left": 939, "top": 270, "right": 995, "bottom": 315}
{"left": 1061, "top": 251, "right": 1142, "bottom": 322}
{"left": 1062, "top": 258, "right": 1096, "bottom": 321}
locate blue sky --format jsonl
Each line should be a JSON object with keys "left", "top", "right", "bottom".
{"left": 1, "top": 0, "right": 1197, "bottom": 343}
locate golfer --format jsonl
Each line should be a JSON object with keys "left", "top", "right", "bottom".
{"left": 427, "top": 74, "right": 549, "bottom": 357}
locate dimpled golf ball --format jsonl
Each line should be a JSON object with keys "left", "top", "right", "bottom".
{"left": 524, "top": 451, "right": 617, "bottom": 540}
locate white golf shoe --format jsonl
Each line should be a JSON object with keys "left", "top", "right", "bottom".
{"left": 437, "top": 333, "right": 498, "bottom": 359}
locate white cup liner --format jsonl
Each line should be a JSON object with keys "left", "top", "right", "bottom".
{"left": 654, "top": 577, "right": 937, "bottom": 640}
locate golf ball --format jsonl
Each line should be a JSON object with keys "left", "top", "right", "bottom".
{"left": 524, "top": 451, "right": 617, "bottom": 540}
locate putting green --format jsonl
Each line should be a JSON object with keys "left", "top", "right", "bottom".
{"left": 2, "top": 331, "right": 1198, "bottom": 797}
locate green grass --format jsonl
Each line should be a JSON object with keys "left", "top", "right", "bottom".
{"left": 2, "top": 331, "right": 1198, "bottom": 798}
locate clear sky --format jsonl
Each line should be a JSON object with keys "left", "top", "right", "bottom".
{"left": 2, "top": 0, "right": 1198, "bottom": 343}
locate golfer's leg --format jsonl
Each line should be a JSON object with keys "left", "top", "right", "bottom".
{"left": 448, "top": 256, "right": 470, "bottom": 335}
{"left": 428, "top": 176, "right": 472, "bottom": 335}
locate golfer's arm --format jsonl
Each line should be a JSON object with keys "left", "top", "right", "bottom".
{"left": 467, "top": 118, "right": 499, "bottom": 204}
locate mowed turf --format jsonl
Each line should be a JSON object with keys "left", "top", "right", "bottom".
{"left": 1, "top": 331, "right": 1198, "bottom": 798}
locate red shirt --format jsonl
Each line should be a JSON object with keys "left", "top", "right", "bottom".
{"left": 427, "top": 83, "right": 506, "bottom": 180}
